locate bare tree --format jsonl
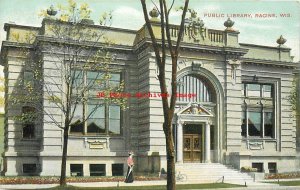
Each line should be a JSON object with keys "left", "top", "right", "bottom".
{"left": 11, "top": 0, "right": 125, "bottom": 186}
{"left": 140, "top": 0, "right": 189, "bottom": 189}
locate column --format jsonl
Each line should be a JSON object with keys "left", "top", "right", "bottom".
{"left": 205, "top": 122, "right": 211, "bottom": 163}
{"left": 177, "top": 122, "right": 183, "bottom": 163}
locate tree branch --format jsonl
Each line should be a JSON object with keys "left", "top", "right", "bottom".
{"left": 170, "top": 0, "right": 189, "bottom": 113}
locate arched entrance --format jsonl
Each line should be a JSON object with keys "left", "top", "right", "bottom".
{"left": 174, "top": 67, "right": 224, "bottom": 163}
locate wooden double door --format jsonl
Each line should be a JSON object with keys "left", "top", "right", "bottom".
{"left": 183, "top": 124, "right": 203, "bottom": 162}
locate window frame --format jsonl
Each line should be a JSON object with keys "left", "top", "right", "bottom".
{"left": 252, "top": 162, "right": 264, "bottom": 173}
{"left": 243, "top": 83, "right": 274, "bottom": 98}
{"left": 21, "top": 106, "right": 36, "bottom": 140}
{"left": 241, "top": 82, "right": 275, "bottom": 139}
{"left": 23, "top": 163, "right": 37, "bottom": 174}
{"left": 268, "top": 162, "right": 277, "bottom": 174}
{"left": 89, "top": 164, "right": 106, "bottom": 176}
{"left": 112, "top": 163, "right": 124, "bottom": 176}
{"left": 70, "top": 164, "right": 83, "bottom": 177}
{"left": 69, "top": 70, "right": 123, "bottom": 137}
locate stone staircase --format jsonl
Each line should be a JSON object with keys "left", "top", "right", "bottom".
{"left": 175, "top": 163, "right": 254, "bottom": 184}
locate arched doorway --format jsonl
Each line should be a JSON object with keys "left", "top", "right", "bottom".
{"left": 174, "top": 68, "right": 224, "bottom": 163}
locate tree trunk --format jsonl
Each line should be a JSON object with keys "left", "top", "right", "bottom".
{"left": 165, "top": 121, "right": 176, "bottom": 190}
{"left": 60, "top": 125, "right": 69, "bottom": 186}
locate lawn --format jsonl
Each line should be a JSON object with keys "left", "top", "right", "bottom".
{"left": 267, "top": 180, "right": 300, "bottom": 186}
{"left": 31, "top": 183, "right": 244, "bottom": 190}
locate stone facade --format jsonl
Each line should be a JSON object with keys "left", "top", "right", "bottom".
{"left": 0, "top": 17, "right": 299, "bottom": 176}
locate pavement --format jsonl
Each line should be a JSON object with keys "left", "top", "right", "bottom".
{"left": 0, "top": 180, "right": 300, "bottom": 190}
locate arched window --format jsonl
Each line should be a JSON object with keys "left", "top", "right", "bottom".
{"left": 177, "top": 75, "right": 214, "bottom": 103}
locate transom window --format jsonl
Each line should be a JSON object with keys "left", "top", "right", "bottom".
{"left": 70, "top": 71, "right": 122, "bottom": 136}
{"left": 177, "top": 75, "right": 214, "bottom": 102}
{"left": 242, "top": 83, "right": 273, "bottom": 98}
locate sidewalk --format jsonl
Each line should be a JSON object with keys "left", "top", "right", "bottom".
{"left": 0, "top": 180, "right": 300, "bottom": 190}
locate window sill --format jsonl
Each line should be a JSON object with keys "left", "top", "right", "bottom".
{"left": 69, "top": 135, "right": 124, "bottom": 139}
{"left": 242, "top": 137, "right": 276, "bottom": 141}
{"left": 244, "top": 96, "right": 273, "bottom": 100}
{"left": 21, "top": 138, "right": 37, "bottom": 141}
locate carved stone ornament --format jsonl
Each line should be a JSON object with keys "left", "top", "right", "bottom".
{"left": 192, "top": 60, "right": 202, "bottom": 71}
{"left": 247, "top": 141, "right": 264, "bottom": 150}
{"left": 227, "top": 59, "right": 241, "bottom": 84}
{"left": 85, "top": 138, "right": 108, "bottom": 149}
{"left": 185, "top": 11, "right": 206, "bottom": 42}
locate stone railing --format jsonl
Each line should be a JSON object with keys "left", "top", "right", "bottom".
{"left": 169, "top": 24, "right": 225, "bottom": 45}
{"left": 134, "top": 22, "right": 230, "bottom": 46}
{"left": 208, "top": 29, "right": 225, "bottom": 44}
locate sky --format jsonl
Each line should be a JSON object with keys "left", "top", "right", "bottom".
{"left": 0, "top": 0, "right": 299, "bottom": 62}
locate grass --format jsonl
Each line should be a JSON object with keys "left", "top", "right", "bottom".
{"left": 29, "top": 183, "right": 244, "bottom": 190}
{"left": 266, "top": 180, "right": 300, "bottom": 186}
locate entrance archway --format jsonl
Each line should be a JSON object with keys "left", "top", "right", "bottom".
{"left": 174, "top": 66, "right": 224, "bottom": 163}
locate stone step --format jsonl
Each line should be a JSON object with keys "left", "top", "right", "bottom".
{"left": 175, "top": 163, "right": 254, "bottom": 183}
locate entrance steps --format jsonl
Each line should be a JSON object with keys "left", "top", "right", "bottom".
{"left": 175, "top": 163, "right": 255, "bottom": 184}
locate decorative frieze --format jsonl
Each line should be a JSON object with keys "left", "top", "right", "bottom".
{"left": 247, "top": 140, "right": 264, "bottom": 150}
{"left": 84, "top": 138, "right": 109, "bottom": 149}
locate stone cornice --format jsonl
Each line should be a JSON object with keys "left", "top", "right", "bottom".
{"left": 42, "top": 18, "right": 138, "bottom": 34}
{"left": 1, "top": 40, "right": 34, "bottom": 49}
{"left": 134, "top": 37, "right": 248, "bottom": 56}
{"left": 242, "top": 57, "right": 297, "bottom": 68}
{"left": 4, "top": 23, "right": 40, "bottom": 32}
{"left": 35, "top": 35, "right": 134, "bottom": 53}
{"left": 240, "top": 42, "right": 291, "bottom": 50}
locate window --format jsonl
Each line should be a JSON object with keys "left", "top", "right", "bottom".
{"left": 23, "top": 124, "right": 35, "bottom": 139}
{"left": 177, "top": 75, "right": 214, "bottom": 103}
{"left": 241, "top": 111, "right": 246, "bottom": 136}
{"left": 247, "top": 84, "right": 261, "bottom": 97}
{"left": 264, "top": 111, "right": 274, "bottom": 137}
{"left": 22, "top": 106, "right": 36, "bottom": 139}
{"left": 243, "top": 83, "right": 273, "bottom": 98}
{"left": 263, "top": 85, "right": 272, "bottom": 98}
{"left": 87, "top": 104, "right": 105, "bottom": 134}
{"left": 252, "top": 163, "right": 263, "bottom": 172}
{"left": 109, "top": 105, "right": 121, "bottom": 135}
{"left": 70, "top": 164, "right": 83, "bottom": 176}
{"left": 23, "top": 164, "right": 37, "bottom": 174}
{"left": 69, "top": 71, "right": 122, "bottom": 136}
{"left": 70, "top": 103, "right": 121, "bottom": 135}
{"left": 268, "top": 163, "right": 277, "bottom": 173}
{"left": 241, "top": 82, "right": 275, "bottom": 138}
{"left": 248, "top": 111, "right": 261, "bottom": 136}
{"left": 242, "top": 109, "right": 274, "bottom": 138}
{"left": 112, "top": 164, "right": 124, "bottom": 176}
{"left": 90, "top": 164, "right": 106, "bottom": 176}
{"left": 23, "top": 71, "right": 34, "bottom": 86}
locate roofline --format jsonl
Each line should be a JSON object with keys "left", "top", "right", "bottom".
{"left": 4, "top": 23, "right": 40, "bottom": 32}
{"left": 240, "top": 42, "right": 291, "bottom": 50}
{"left": 42, "top": 18, "right": 138, "bottom": 34}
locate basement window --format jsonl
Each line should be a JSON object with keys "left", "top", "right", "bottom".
{"left": 23, "top": 164, "right": 37, "bottom": 174}
{"left": 268, "top": 162, "right": 277, "bottom": 174}
{"left": 70, "top": 164, "right": 83, "bottom": 176}
{"left": 112, "top": 164, "right": 124, "bottom": 176}
{"left": 252, "top": 163, "right": 263, "bottom": 172}
{"left": 89, "top": 164, "right": 106, "bottom": 176}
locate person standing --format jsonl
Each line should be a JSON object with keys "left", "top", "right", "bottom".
{"left": 125, "top": 151, "right": 134, "bottom": 183}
